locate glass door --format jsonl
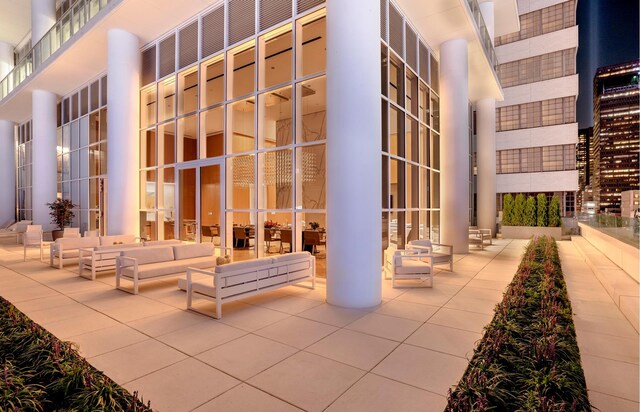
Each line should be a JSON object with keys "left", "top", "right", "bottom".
{"left": 176, "top": 159, "right": 225, "bottom": 245}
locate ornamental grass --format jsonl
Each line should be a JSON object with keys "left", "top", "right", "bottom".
{"left": 0, "top": 297, "right": 152, "bottom": 411}
{"left": 446, "top": 236, "right": 590, "bottom": 411}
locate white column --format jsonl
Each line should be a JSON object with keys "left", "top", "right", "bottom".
{"left": 326, "top": 0, "right": 381, "bottom": 308}
{"left": 477, "top": 0, "right": 496, "bottom": 234}
{"left": 32, "top": 89, "right": 58, "bottom": 230}
{"left": 31, "top": 0, "right": 56, "bottom": 44}
{"left": 0, "top": 41, "right": 13, "bottom": 80}
{"left": 440, "top": 38, "right": 470, "bottom": 254}
{"left": 0, "top": 121, "right": 16, "bottom": 225}
{"left": 106, "top": 29, "right": 140, "bottom": 235}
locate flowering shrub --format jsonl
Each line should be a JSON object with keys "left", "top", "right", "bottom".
{"left": 446, "top": 237, "right": 590, "bottom": 411}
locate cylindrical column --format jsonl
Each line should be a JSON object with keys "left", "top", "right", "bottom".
{"left": 326, "top": 0, "right": 382, "bottom": 308}
{"left": 32, "top": 89, "right": 58, "bottom": 230}
{"left": 0, "top": 121, "right": 16, "bottom": 225}
{"left": 106, "top": 29, "right": 140, "bottom": 236}
{"left": 0, "top": 41, "right": 13, "bottom": 79}
{"left": 476, "top": 98, "right": 496, "bottom": 234}
{"left": 31, "top": 0, "right": 56, "bottom": 44}
{"left": 440, "top": 38, "right": 470, "bottom": 254}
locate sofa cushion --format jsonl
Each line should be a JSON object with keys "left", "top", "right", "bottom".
{"left": 214, "top": 257, "right": 273, "bottom": 274}
{"left": 100, "top": 235, "right": 137, "bottom": 246}
{"left": 121, "top": 256, "right": 216, "bottom": 279}
{"left": 271, "top": 252, "right": 311, "bottom": 264}
{"left": 144, "top": 239, "right": 182, "bottom": 247}
{"left": 56, "top": 237, "right": 100, "bottom": 250}
{"left": 95, "top": 243, "right": 143, "bottom": 252}
{"left": 394, "top": 258, "right": 432, "bottom": 275}
{"left": 121, "top": 246, "right": 174, "bottom": 265}
{"left": 173, "top": 244, "right": 215, "bottom": 260}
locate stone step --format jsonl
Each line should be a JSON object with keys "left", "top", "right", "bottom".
{"left": 572, "top": 235, "right": 639, "bottom": 333}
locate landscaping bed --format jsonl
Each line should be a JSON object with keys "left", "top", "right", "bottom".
{"left": 446, "top": 236, "right": 591, "bottom": 411}
{"left": 0, "top": 296, "right": 152, "bottom": 411}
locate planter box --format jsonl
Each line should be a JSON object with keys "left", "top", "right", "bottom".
{"left": 501, "top": 226, "right": 562, "bottom": 239}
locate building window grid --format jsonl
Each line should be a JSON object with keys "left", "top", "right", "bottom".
{"left": 495, "top": 1, "right": 576, "bottom": 46}
{"left": 496, "top": 96, "right": 575, "bottom": 131}
{"left": 16, "top": 121, "right": 32, "bottom": 221}
{"left": 380, "top": 0, "right": 441, "bottom": 247}
{"left": 497, "top": 49, "right": 576, "bottom": 88}
{"left": 139, "top": 4, "right": 329, "bottom": 268}
{"left": 56, "top": 75, "right": 108, "bottom": 234}
{"left": 497, "top": 144, "right": 576, "bottom": 174}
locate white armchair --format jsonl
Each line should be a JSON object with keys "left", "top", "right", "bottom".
{"left": 390, "top": 249, "right": 433, "bottom": 288}
{"left": 23, "top": 225, "right": 43, "bottom": 261}
{"left": 63, "top": 228, "right": 81, "bottom": 238}
{"left": 408, "top": 239, "right": 454, "bottom": 271}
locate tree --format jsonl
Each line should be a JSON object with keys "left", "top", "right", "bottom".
{"left": 502, "top": 194, "right": 514, "bottom": 226}
{"left": 549, "top": 196, "right": 562, "bottom": 227}
{"left": 524, "top": 196, "right": 537, "bottom": 226}
{"left": 513, "top": 194, "right": 526, "bottom": 226}
{"left": 536, "top": 194, "right": 548, "bottom": 227}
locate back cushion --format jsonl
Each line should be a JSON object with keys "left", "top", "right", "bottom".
{"left": 271, "top": 252, "right": 310, "bottom": 264}
{"left": 214, "top": 257, "right": 273, "bottom": 274}
{"left": 172, "top": 244, "right": 215, "bottom": 260}
{"left": 100, "top": 235, "right": 137, "bottom": 246}
{"left": 95, "top": 243, "right": 143, "bottom": 252}
{"left": 57, "top": 237, "right": 100, "bottom": 249}
{"left": 143, "top": 239, "right": 182, "bottom": 247}
{"left": 121, "top": 246, "right": 175, "bottom": 265}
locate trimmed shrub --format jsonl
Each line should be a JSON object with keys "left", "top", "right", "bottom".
{"left": 445, "top": 237, "right": 591, "bottom": 411}
{"left": 523, "top": 196, "right": 537, "bottom": 226}
{"left": 513, "top": 194, "right": 526, "bottom": 226}
{"left": 537, "top": 193, "right": 548, "bottom": 227}
{"left": 549, "top": 195, "right": 562, "bottom": 227}
{"left": 0, "top": 297, "right": 152, "bottom": 411}
{"left": 502, "top": 194, "right": 514, "bottom": 226}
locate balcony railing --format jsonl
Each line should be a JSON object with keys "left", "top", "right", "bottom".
{"left": 464, "top": 0, "right": 498, "bottom": 73}
{"left": 577, "top": 213, "right": 640, "bottom": 248}
{"left": 0, "top": 0, "right": 112, "bottom": 101}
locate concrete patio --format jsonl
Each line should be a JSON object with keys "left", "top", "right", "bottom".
{"left": 0, "top": 237, "right": 637, "bottom": 411}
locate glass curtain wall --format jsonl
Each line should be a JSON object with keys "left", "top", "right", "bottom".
{"left": 381, "top": 0, "right": 441, "bottom": 255}
{"left": 56, "top": 75, "right": 108, "bottom": 234}
{"left": 16, "top": 121, "right": 32, "bottom": 221}
{"left": 139, "top": 3, "right": 327, "bottom": 275}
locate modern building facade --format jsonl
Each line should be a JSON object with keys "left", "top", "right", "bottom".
{"left": 576, "top": 126, "right": 592, "bottom": 213}
{"left": 493, "top": 0, "right": 579, "bottom": 218}
{"left": 0, "top": 0, "right": 519, "bottom": 308}
{"left": 592, "top": 60, "right": 640, "bottom": 213}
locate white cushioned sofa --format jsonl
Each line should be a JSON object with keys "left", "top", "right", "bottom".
{"left": 115, "top": 243, "right": 227, "bottom": 294}
{"left": 183, "top": 252, "right": 315, "bottom": 319}
{"left": 49, "top": 234, "right": 138, "bottom": 269}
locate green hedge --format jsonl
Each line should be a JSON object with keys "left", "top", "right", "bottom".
{"left": 0, "top": 297, "right": 152, "bottom": 411}
{"left": 503, "top": 194, "right": 561, "bottom": 227}
{"left": 445, "top": 236, "right": 591, "bottom": 411}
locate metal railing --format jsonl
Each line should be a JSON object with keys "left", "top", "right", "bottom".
{"left": 0, "top": 0, "right": 111, "bottom": 101}
{"left": 464, "top": 0, "right": 498, "bottom": 73}
{"left": 577, "top": 213, "right": 640, "bottom": 248}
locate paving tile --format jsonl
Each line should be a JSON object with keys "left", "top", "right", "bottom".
{"left": 406, "top": 323, "right": 481, "bottom": 359}
{"left": 258, "top": 295, "right": 324, "bottom": 314}
{"left": 44, "top": 311, "right": 120, "bottom": 339}
{"left": 326, "top": 373, "right": 447, "bottom": 412}
{"left": 589, "top": 391, "right": 640, "bottom": 412}
{"left": 28, "top": 303, "right": 98, "bottom": 325}
{"left": 197, "top": 333, "right": 298, "bottom": 380}
{"left": 125, "top": 358, "right": 239, "bottom": 412}
{"left": 297, "top": 303, "right": 368, "bottom": 327}
{"left": 249, "top": 351, "right": 365, "bottom": 412}
{"left": 89, "top": 339, "right": 188, "bottom": 384}
{"left": 576, "top": 330, "right": 639, "bottom": 364}
{"left": 12, "top": 294, "right": 77, "bottom": 312}
{"left": 395, "top": 283, "right": 461, "bottom": 307}
{"left": 573, "top": 313, "right": 638, "bottom": 339}
{"left": 375, "top": 300, "right": 439, "bottom": 322}
{"left": 255, "top": 316, "right": 337, "bottom": 349}
{"left": 157, "top": 319, "right": 247, "bottom": 355}
{"left": 427, "top": 307, "right": 493, "bottom": 334}
{"left": 68, "top": 324, "right": 149, "bottom": 358}
{"left": 444, "top": 295, "right": 498, "bottom": 314}
{"left": 306, "top": 329, "right": 399, "bottom": 370}
{"left": 581, "top": 354, "right": 639, "bottom": 402}
{"left": 373, "top": 344, "right": 468, "bottom": 396}
{"left": 193, "top": 383, "right": 302, "bottom": 412}
{"left": 126, "top": 309, "right": 210, "bottom": 337}
{"left": 214, "top": 301, "right": 291, "bottom": 332}
{"left": 346, "top": 312, "right": 422, "bottom": 342}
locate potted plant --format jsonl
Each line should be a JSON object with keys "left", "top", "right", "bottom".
{"left": 309, "top": 221, "right": 320, "bottom": 230}
{"left": 47, "top": 198, "right": 76, "bottom": 240}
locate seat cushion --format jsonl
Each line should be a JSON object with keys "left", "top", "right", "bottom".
{"left": 431, "top": 252, "right": 452, "bottom": 264}
{"left": 100, "top": 235, "right": 137, "bottom": 246}
{"left": 394, "top": 259, "right": 432, "bottom": 275}
{"left": 121, "top": 246, "right": 175, "bottom": 265}
{"left": 173, "top": 243, "right": 215, "bottom": 260}
{"left": 121, "top": 256, "right": 216, "bottom": 279}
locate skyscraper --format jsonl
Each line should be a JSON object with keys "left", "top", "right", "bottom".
{"left": 577, "top": 126, "right": 592, "bottom": 212}
{"left": 592, "top": 60, "right": 640, "bottom": 213}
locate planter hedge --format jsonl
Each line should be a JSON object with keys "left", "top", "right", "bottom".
{"left": 0, "top": 297, "right": 152, "bottom": 411}
{"left": 445, "top": 236, "right": 590, "bottom": 411}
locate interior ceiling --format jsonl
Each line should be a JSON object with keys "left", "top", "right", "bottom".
{"left": 0, "top": 0, "right": 31, "bottom": 46}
